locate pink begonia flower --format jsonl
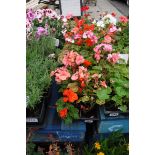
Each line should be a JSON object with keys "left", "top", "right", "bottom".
{"left": 94, "top": 43, "right": 112, "bottom": 53}
{"left": 74, "top": 34, "right": 81, "bottom": 39}
{"left": 103, "top": 44, "right": 113, "bottom": 52}
{"left": 91, "top": 35, "right": 98, "bottom": 43}
{"left": 119, "top": 16, "right": 129, "bottom": 24}
{"left": 100, "top": 81, "right": 107, "bottom": 88}
{"left": 78, "top": 66, "right": 89, "bottom": 81}
{"left": 71, "top": 27, "right": 79, "bottom": 34}
{"left": 109, "top": 25, "right": 117, "bottom": 33}
{"left": 66, "top": 13, "right": 73, "bottom": 19}
{"left": 107, "top": 53, "right": 120, "bottom": 64}
{"left": 71, "top": 72, "right": 79, "bottom": 80}
{"left": 103, "top": 35, "right": 112, "bottom": 43}
{"left": 62, "top": 51, "right": 84, "bottom": 67}
{"left": 75, "top": 55, "right": 85, "bottom": 65}
{"left": 51, "top": 67, "right": 71, "bottom": 83}
{"left": 94, "top": 51, "right": 101, "bottom": 61}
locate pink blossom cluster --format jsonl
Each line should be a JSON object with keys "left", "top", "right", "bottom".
{"left": 109, "top": 25, "right": 117, "bottom": 33}
{"left": 82, "top": 31, "right": 98, "bottom": 44}
{"left": 35, "top": 27, "right": 48, "bottom": 39}
{"left": 26, "top": 8, "right": 61, "bottom": 37}
{"left": 71, "top": 66, "right": 89, "bottom": 81}
{"left": 94, "top": 43, "right": 113, "bottom": 61}
{"left": 107, "top": 53, "right": 120, "bottom": 64}
{"left": 119, "top": 16, "right": 129, "bottom": 24}
{"left": 50, "top": 67, "right": 71, "bottom": 83}
{"left": 62, "top": 51, "right": 84, "bottom": 67}
{"left": 26, "top": 18, "right": 32, "bottom": 34}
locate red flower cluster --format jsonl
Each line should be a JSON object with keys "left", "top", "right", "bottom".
{"left": 59, "top": 108, "right": 68, "bottom": 119}
{"left": 83, "top": 60, "right": 92, "bottom": 67}
{"left": 81, "top": 6, "right": 89, "bottom": 12}
{"left": 63, "top": 88, "right": 78, "bottom": 103}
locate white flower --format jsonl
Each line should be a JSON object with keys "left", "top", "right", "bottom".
{"left": 62, "top": 17, "right": 67, "bottom": 22}
{"left": 48, "top": 53, "right": 56, "bottom": 59}
{"left": 92, "top": 19, "right": 96, "bottom": 24}
{"left": 97, "top": 20, "right": 105, "bottom": 28}
{"left": 102, "top": 14, "right": 117, "bottom": 25}
{"left": 83, "top": 32, "right": 87, "bottom": 38}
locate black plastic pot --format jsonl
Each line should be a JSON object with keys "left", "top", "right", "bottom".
{"left": 26, "top": 83, "right": 53, "bottom": 127}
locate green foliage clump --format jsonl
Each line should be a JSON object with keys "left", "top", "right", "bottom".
{"left": 26, "top": 36, "right": 60, "bottom": 109}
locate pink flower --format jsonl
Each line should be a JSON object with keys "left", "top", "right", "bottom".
{"left": 94, "top": 51, "right": 101, "bottom": 61}
{"left": 103, "top": 44, "right": 113, "bottom": 52}
{"left": 103, "top": 35, "right": 112, "bottom": 43}
{"left": 109, "top": 25, "right": 117, "bottom": 33}
{"left": 62, "top": 51, "right": 84, "bottom": 67}
{"left": 36, "top": 27, "right": 48, "bottom": 38}
{"left": 78, "top": 66, "right": 89, "bottom": 81}
{"left": 107, "top": 53, "right": 120, "bottom": 64}
{"left": 66, "top": 13, "right": 73, "bottom": 19}
{"left": 71, "top": 27, "right": 79, "bottom": 34}
{"left": 71, "top": 72, "right": 79, "bottom": 80}
{"left": 51, "top": 67, "right": 71, "bottom": 83}
{"left": 119, "top": 16, "right": 129, "bottom": 23}
{"left": 76, "top": 55, "right": 85, "bottom": 65}
{"left": 100, "top": 81, "right": 107, "bottom": 88}
{"left": 94, "top": 43, "right": 112, "bottom": 53}
{"left": 74, "top": 34, "right": 81, "bottom": 39}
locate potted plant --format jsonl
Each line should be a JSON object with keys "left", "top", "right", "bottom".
{"left": 26, "top": 30, "right": 60, "bottom": 126}
{"left": 49, "top": 13, "right": 129, "bottom": 124}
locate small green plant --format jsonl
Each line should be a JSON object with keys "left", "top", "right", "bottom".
{"left": 83, "top": 132, "right": 129, "bottom": 155}
{"left": 26, "top": 143, "right": 44, "bottom": 155}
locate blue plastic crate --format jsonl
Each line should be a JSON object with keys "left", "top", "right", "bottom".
{"left": 97, "top": 106, "right": 129, "bottom": 134}
{"left": 30, "top": 107, "right": 86, "bottom": 142}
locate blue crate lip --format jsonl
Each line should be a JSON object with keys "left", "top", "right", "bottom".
{"left": 100, "top": 106, "right": 129, "bottom": 120}
{"left": 98, "top": 106, "right": 129, "bottom": 134}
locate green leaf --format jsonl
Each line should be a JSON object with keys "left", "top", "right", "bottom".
{"left": 115, "top": 87, "right": 127, "bottom": 97}
{"left": 96, "top": 87, "right": 112, "bottom": 100}
{"left": 118, "top": 105, "right": 127, "bottom": 112}
{"left": 92, "top": 66, "right": 102, "bottom": 71}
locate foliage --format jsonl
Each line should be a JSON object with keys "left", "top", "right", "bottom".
{"left": 26, "top": 143, "right": 43, "bottom": 155}
{"left": 83, "top": 132, "right": 129, "bottom": 155}
{"left": 26, "top": 35, "right": 59, "bottom": 109}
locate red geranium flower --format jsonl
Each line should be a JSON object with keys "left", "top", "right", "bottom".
{"left": 84, "top": 24, "right": 95, "bottom": 31}
{"left": 59, "top": 108, "right": 68, "bottom": 118}
{"left": 83, "top": 60, "right": 92, "bottom": 67}
{"left": 63, "top": 88, "right": 78, "bottom": 103}
{"left": 81, "top": 6, "right": 89, "bottom": 12}
{"left": 86, "top": 38, "right": 93, "bottom": 47}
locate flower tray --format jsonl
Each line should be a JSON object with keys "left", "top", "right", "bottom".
{"left": 29, "top": 105, "right": 86, "bottom": 143}
{"left": 97, "top": 106, "right": 129, "bottom": 134}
